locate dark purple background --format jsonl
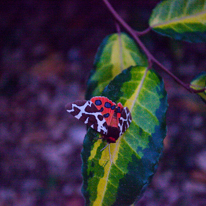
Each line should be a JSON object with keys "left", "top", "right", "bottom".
{"left": 0, "top": 1, "right": 206, "bottom": 205}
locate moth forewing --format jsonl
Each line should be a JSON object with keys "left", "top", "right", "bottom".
{"left": 66, "top": 100, "right": 108, "bottom": 135}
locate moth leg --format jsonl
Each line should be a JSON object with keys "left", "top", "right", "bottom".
{"left": 100, "top": 143, "right": 113, "bottom": 164}
{"left": 100, "top": 143, "right": 109, "bottom": 151}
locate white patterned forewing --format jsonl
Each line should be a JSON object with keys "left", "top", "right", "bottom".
{"left": 118, "top": 107, "right": 132, "bottom": 136}
{"left": 66, "top": 100, "right": 108, "bottom": 135}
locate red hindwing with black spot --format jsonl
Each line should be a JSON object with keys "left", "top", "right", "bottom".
{"left": 66, "top": 96, "right": 132, "bottom": 143}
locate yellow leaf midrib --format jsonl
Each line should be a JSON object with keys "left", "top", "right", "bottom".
{"left": 151, "top": 10, "right": 206, "bottom": 28}
{"left": 125, "top": 68, "right": 149, "bottom": 112}
{"left": 93, "top": 68, "right": 149, "bottom": 206}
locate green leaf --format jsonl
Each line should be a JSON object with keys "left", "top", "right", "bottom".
{"left": 85, "top": 33, "right": 147, "bottom": 100}
{"left": 82, "top": 66, "right": 168, "bottom": 206}
{"left": 149, "top": 0, "right": 206, "bottom": 43}
{"left": 190, "top": 72, "right": 206, "bottom": 103}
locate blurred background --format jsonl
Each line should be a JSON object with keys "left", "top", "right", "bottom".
{"left": 0, "top": 0, "right": 205, "bottom": 205}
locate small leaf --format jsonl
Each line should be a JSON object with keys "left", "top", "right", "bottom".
{"left": 82, "top": 66, "right": 168, "bottom": 206}
{"left": 85, "top": 33, "right": 147, "bottom": 100}
{"left": 190, "top": 72, "right": 206, "bottom": 103}
{"left": 149, "top": 0, "right": 206, "bottom": 43}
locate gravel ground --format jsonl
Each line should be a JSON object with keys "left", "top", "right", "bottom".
{"left": 0, "top": 1, "right": 206, "bottom": 205}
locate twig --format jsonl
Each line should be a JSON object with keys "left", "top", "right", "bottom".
{"left": 102, "top": 0, "right": 200, "bottom": 93}
{"left": 152, "top": 58, "right": 192, "bottom": 92}
{"left": 102, "top": 0, "right": 153, "bottom": 62}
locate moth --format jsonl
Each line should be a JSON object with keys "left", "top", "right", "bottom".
{"left": 66, "top": 96, "right": 132, "bottom": 163}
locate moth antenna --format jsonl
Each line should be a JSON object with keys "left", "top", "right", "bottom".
{"left": 100, "top": 143, "right": 113, "bottom": 164}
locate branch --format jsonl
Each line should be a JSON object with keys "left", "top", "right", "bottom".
{"left": 102, "top": 0, "right": 197, "bottom": 93}
{"left": 102, "top": 0, "right": 153, "bottom": 62}
{"left": 152, "top": 58, "right": 192, "bottom": 92}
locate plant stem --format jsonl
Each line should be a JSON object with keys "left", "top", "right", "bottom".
{"left": 152, "top": 58, "right": 192, "bottom": 92}
{"left": 135, "top": 27, "right": 151, "bottom": 36}
{"left": 102, "top": 0, "right": 152, "bottom": 61}
{"left": 102, "top": 0, "right": 200, "bottom": 93}
{"left": 115, "top": 21, "right": 121, "bottom": 34}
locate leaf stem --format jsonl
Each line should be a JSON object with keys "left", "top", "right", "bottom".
{"left": 102, "top": 0, "right": 152, "bottom": 61}
{"left": 135, "top": 27, "right": 152, "bottom": 36}
{"left": 102, "top": 0, "right": 199, "bottom": 93}
{"left": 189, "top": 85, "right": 206, "bottom": 93}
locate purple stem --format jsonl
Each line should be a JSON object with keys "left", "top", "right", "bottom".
{"left": 135, "top": 27, "right": 152, "bottom": 36}
{"left": 102, "top": 0, "right": 202, "bottom": 93}
{"left": 115, "top": 21, "right": 121, "bottom": 34}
